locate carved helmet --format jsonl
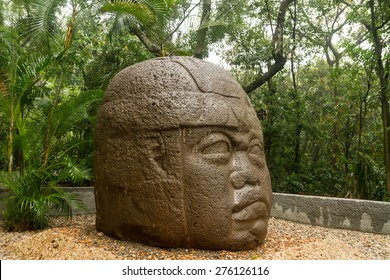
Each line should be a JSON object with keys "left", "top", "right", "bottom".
{"left": 96, "top": 56, "right": 260, "bottom": 132}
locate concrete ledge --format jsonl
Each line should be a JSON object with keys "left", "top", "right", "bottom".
{"left": 1, "top": 187, "right": 389, "bottom": 235}
{"left": 271, "top": 193, "right": 390, "bottom": 235}
{"left": 61, "top": 187, "right": 96, "bottom": 215}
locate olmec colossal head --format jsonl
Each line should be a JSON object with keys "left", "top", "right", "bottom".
{"left": 94, "top": 56, "right": 272, "bottom": 250}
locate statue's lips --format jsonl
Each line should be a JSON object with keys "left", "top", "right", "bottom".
{"left": 232, "top": 185, "right": 268, "bottom": 221}
{"left": 232, "top": 201, "right": 267, "bottom": 221}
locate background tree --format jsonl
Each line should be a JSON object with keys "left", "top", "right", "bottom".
{"left": 362, "top": 0, "right": 390, "bottom": 196}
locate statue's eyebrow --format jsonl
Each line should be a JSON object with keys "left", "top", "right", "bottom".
{"left": 210, "top": 91, "right": 241, "bottom": 99}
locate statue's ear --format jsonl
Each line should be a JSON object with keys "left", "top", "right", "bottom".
{"left": 144, "top": 132, "right": 166, "bottom": 171}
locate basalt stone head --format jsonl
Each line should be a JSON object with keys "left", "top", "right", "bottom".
{"left": 94, "top": 56, "right": 272, "bottom": 250}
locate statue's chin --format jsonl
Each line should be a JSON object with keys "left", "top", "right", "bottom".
{"left": 229, "top": 219, "right": 269, "bottom": 251}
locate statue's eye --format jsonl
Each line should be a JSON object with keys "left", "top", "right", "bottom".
{"left": 249, "top": 144, "right": 262, "bottom": 156}
{"left": 248, "top": 139, "right": 265, "bottom": 168}
{"left": 203, "top": 140, "right": 230, "bottom": 155}
{"left": 198, "top": 132, "right": 231, "bottom": 164}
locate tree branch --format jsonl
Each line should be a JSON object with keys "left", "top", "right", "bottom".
{"left": 377, "top": 14, "right": 390, "bottom": 30}
{"left": 166, "top": 1, "right": 201, "bottom": 42}
{"left": 243, "top": 0, "right": 295, "bottom": 94}
{"left": 131, "top": 26, "right": 162, "bottom": 56}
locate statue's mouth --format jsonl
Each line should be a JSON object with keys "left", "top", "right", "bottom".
{"left": 232, "top": 184, "right": 268, "bottom": 221}
{"left": 232, "top": 201, "right": 267, "bottom": 221}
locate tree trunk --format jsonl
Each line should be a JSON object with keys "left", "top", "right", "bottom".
{"left": 193, "top": 0, "right": 211, "bottom": 59}
{"left": 290, "top": 0, "right": 301, "bottom": 173}
{"left": 367, "top": 0, "right": 390, "bottom": 196}
{"left": 381, "top": 93, "right": 390, "bottom": 197}
{"left": 132, "top": 27, "right": 162, "bottom": 56}
{"left": 7, "top": 104, "right": 14, "bottom": 173}
{"left": 264, "top": 78, "right": 277, "bottom": 162}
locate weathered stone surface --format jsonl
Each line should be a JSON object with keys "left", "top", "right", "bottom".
{"left": 94, "top": 56, "right": 272, "bottom": 250}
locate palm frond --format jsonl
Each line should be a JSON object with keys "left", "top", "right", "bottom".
{"left": 19, "top": 0, "right": 66, "bottom": 51}
{"left": 101, "top": 0, "right": 158, "bottom": 27}
{"left": 51, "top": 89, "right": 103, "bottom": 140}
{"left": 111, "top": 14, "right": 140, "bottom": 35}
{"left": 0, "top": 26, "right": 22, "bottom": 87}
{"left": 16, "top": 54, "right": 52, "bottom": 96}
{"left": 48, "top": 185, "right": 87, "bottom": 218}
{"left": 0, "top": 26, "right": 20, "bottom": 66}
{"left": 55, "top": 157, "right": 92, "bottom": 184}
{"left": 1, "top": 167, "right": 87, "bottom": 231}
{"left": 103, "top": 0, "right": 175, "bottom": 41}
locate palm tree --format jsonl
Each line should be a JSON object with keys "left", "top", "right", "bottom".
{"left": 101, "top": 0, "right": 179, "bottom": 56}
{"left": 101, "top": 0, "right": 242, "bottom": 58}
{"left": 0, "top": 0, "right": 93, "bottom": 231}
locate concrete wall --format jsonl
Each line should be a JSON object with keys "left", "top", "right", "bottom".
{"left": 271, "top": 193, "right": 390, "bottom": 235}
{"left": 61, "top": 187, "right": 96, "bottom": 214}
{"left": 1, "top": 187, "right": 389, "bottom": 235}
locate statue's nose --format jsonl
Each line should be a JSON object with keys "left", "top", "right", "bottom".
{"left": 230, "top": 152, "right": 258, "bottom": 189}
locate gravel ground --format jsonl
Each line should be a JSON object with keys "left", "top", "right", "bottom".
{"left": 0, "top": 215, "right": 389, "bottom": 260}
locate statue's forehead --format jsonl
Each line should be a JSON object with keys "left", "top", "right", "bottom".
{"left": 104, "top": 56, "right": 251, "bottom": 104}
{"left": 98, "top": 90, "right": 259, "bottom": 131}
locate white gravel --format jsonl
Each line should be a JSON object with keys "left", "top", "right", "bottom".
{"left": 0, "top": 215, "right": 389, "bottom": 260}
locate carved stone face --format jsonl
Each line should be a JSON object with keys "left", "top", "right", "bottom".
{"left": 182, "top": 124, "right": 271, "bottom": 250}
{"left": 94, "top": 56, "right": 272, "bottom": 250}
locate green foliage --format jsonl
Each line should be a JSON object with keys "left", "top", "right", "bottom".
{"left": 352, "top": 152, "right": 386, "bottom": 200}
{"left": 103, "top": 0, "right": 180, "bottom": 55}
{"left": 17, "top": 0, "right": 67, "bottom": 52}
{"left": 1, "top": 167, "right": 87, "bottom": 231}
{"left": 101, "top": 0, "right": 172, "bottom": 27}
{"left": 247, "top": 51, "right": 387, "bottom": 201}
{"left": 0, "top": 0, "right": 106, "bottom": 231}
